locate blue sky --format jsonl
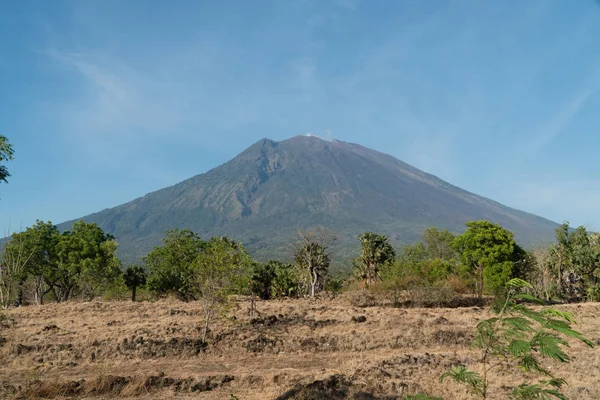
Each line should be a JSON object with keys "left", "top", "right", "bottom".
{"left": 2, "top": 0, "right": 600, "bottom": 233}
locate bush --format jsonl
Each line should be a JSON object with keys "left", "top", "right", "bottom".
{"left": 250, "top": 262, "right": 276, "bottom": 300}
{"left": 271, "top": 262, "right": 298, "bottom": 298}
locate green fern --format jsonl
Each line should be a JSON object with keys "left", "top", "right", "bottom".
{"left": 442, "top": 278, "right": 594, "bottom": 399}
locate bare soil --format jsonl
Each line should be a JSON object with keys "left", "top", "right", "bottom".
{"left": 1, "top": 294, "right": 599, "bottom": 399}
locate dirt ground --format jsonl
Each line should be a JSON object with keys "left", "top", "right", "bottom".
{"left": 1, "top": 294, "right": 599, "bottom": 399}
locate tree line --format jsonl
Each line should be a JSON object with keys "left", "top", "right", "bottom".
{"left": 2, "top": 218, "right": 600, "bottom": 308}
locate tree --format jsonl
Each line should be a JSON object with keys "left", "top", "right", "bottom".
{"left": 441, "top": 279, "right": 594, "bottom": 399}
{"left": 423, "top": 227, "right": 456, "bottom": 261}
{"left": 0, "top": 231, "right": 33, "bottom": 308}
{"left": 0, "top": 135, "right": 14, "bottom": 185}
{"left": 192, "top": 237, "right": 251, "bottom": 342}
{"left": 145, "top": 229, "right": 205, "bottom": 300}
{"left": 294, "top": 228, "right": 335, "bottom": 297}
{"left": 356, "top": 232, "right": 395, "bottom": 286}
{"left": 54, "top": 221, "right": 121, "bottom": 301}
{"left": 548, "top": 223, "right": 571, "bottom": 299}
{"left": 249, "top": 261, "right": 276, "bottom": 301}
{"left": 545, "top": 223, "right": 600, "bottom": 301}
{"left": 270, "top": 261, "right": 298, "bottom": 298}
{"left": 452, "top": 221, "right": 525, "bottom": 298}
{"left": 5, "top": 221, "right": 60, "bottom": 304}
{"left": 123, "top": 265, "right": 147, "bottom": 302}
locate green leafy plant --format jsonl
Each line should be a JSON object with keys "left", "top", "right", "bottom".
{"left": 0, "top": 135, "right": 14, "bottom": 185}
{"left": 441, "top": 278, "right": 594, "bottom": 399}
{"left": 123, "top": 265, "right": 147, "bottom": 302}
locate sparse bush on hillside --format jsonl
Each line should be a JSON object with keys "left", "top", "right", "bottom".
{"left": 192, "top": 237, "right": 251, "bottom": 342}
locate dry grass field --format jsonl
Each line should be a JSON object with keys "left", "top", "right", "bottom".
{"left": 1, "top": 294, "right": 599, "bottom": 399}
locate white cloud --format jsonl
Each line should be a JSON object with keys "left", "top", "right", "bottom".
{"left": 528, "top": 88, "right": 598, "bottom": 153}
{"left": 506, "top": 178, "right": 600, "bottom": 229}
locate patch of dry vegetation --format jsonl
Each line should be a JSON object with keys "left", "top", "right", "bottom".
{"left": 1, "top": 294, "right": 599, "bottom": 399}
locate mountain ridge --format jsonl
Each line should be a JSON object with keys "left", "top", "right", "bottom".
{"left": 58, "top": 135, "right": 559, "bottom": 266}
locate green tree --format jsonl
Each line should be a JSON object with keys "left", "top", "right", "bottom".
{"left": 270, "top": 261, "right": 298, "bottom": 298}
{"left": 386, "top": 242, "right": 428, "bottom": 279}
{"left": 294, "top": 228, "right": 335, "bottom": 297}
{"left": 356, "top": 232, "right": 395, "bottom": 286}
{"left": 55, "top": 221, "right": 121, "bottom": 301}
{"left": 548, "top": 223, "right": 571, "bottom": 299}
{"left": 192, "top": 237, "right": 251, "bottom": 342}
{"left": 249, "top": 261, "right": 276, "bottom": 300}
{"left": 123, "top": 265, "right": 147, "bottom": 302}
{"left": 441, "top": 279, "right": 594, "bottom": 399}
{"left": 0, "top": 135, "right": 14, "bottom": 185}
{"left": 4, "top": 221, "right": 60, "bottom": 305}
{"left": 145, "top": 229, "right": 205, "bottom": 300}
{"left": 0, "top": 232, "right": 33, "bottom": 308}
{"left": 423, "top": 227, "right": 456, "bottom": 261}
{"left": 452, "top": 221, "right": 525, "bottom": 298}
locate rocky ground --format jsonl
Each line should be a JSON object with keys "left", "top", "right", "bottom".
{"left": 1, "top": 293, "right": 599, "bottom": 399}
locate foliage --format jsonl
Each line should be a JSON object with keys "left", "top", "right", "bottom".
{"left": 123, "top": 265, "right": 147, "bottom": 302}
{"left": 270, "top": 261, "right": 298, "bottom": 298}
{"left": 55, "top": 221, "right": 121, "bottom": 301}
{"left": 355, "top": 232, "right": 395, "bottom": 285}
{"left": 5, "top": 221, "right": 60, "bottom": 304}
{"left": 540, "top": 223, "right": 600, "bottom": 302}
{"left": 145, "top": 229, "right": 205, "bottom": 300}
{"left": 2, "top": 220, "right": 120, "bottom": 304}
{"left": 452, "top": 221, "right": 526, "bottom": 297}
{"left": 249, "top": 261, "right": 276, "bottom": 300}
{"left": 422, "top": 227, "right": 456, "bottom": 261}
{"left": 192, "top": 236, "right": 251, "bottom": 342}
{"left": 441, "top": 278, "right": 594, "bottom": 399}
{"left": 0, "top": 231, "right": 33, "bottom": 308}
{"left": 294, "top": 228, "right": 335, "bottom": 297}
{"left": 0, "top": 135, "right": 14, "bottom": 185}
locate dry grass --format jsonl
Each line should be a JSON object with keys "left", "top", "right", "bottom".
{"left": 1, "top": 294, "right": 599, "bottom": 399}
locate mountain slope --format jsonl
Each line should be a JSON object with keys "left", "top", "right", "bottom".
{"left": 60, "top": 135, "right": 559, "bottom": 265}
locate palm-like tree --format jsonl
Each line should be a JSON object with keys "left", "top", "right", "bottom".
{"left": 357, "top": 232, "right": 395, "bottom": 286}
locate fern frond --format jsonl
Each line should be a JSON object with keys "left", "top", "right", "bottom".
{"left": 506, "top": 278, "right": 534, "bottom": 289}
{"left": 545, "top": 320, "right": 595, "bottom": 347}
{"left": 509, "top": 339, "right": 532, "bottom": 357}
{"left": 440, "top": 366, "right": 484, "bottom": 394}
{"left": 504, "top": 317, "right": 535, "bottom": 332}
{"left": 518, "top": 354, "right": 550, "bottom": 375}
{"left": 513, "top": 293, "right": 544, "bottom": 305}
{"left": 532, "top": 333, "right": 570, "bottom": 363}
{"left": 541, "top": 309, "right": 576, "bottom": 323}
{"left": 511, "top": 383, "right": 568, "bottom": 400}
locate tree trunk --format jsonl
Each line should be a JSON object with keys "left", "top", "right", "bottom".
{"left": 249, "top": 292, "right": 256, "bottom": 318}
{"left": 476, "top": 264, "right": 484, "bottom": 299}
{"left": 202, "top": 310, "right": 212, "bottom": 343}
{"left": 131, "top": 285, "right": 137, "bottom": 302}
{"left": 311, "top": 269, "right": 317, "bottom": 297}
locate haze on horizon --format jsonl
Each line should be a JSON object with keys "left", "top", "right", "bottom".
{"left": 2, "top": 0, "right": 600, "bottom": 231}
